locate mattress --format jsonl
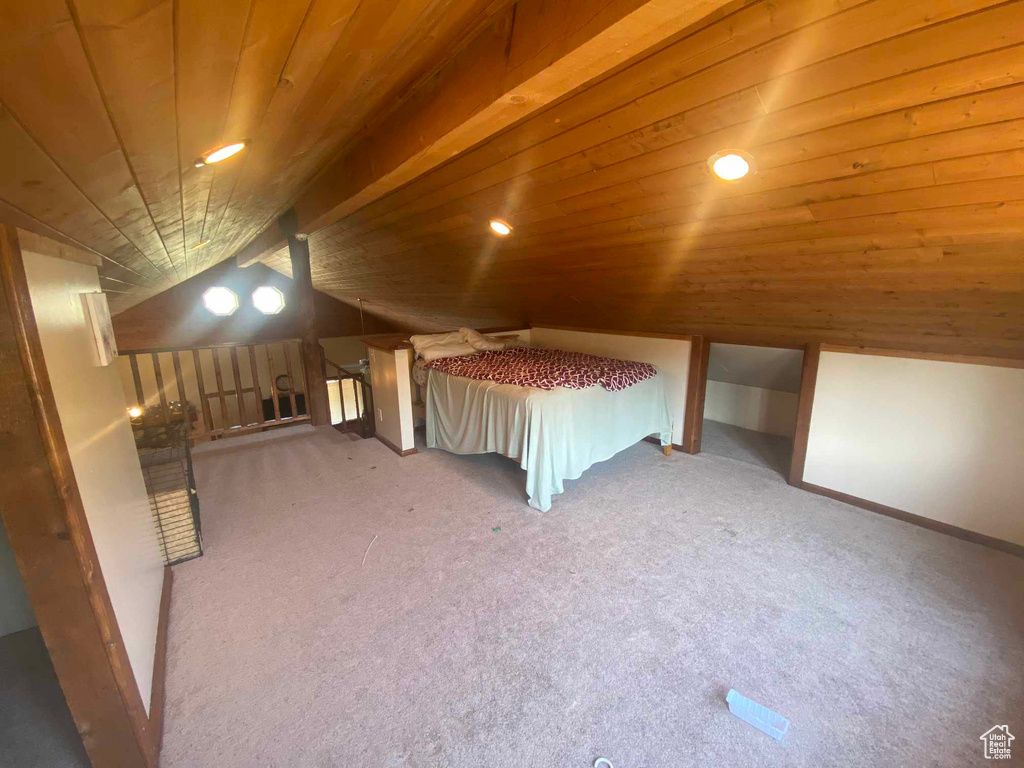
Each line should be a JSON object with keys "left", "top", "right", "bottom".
{"left": 424, "top": 367, "right": 672, "bottom": 512}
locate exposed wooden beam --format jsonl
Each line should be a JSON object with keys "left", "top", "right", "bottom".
{"left": 280, "top": 211, "right": 330, "bottom": 425}
{"left": 234, "top": 0, "right": 735, "bottom": 266}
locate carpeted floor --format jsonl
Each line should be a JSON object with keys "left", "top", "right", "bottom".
{"left": 0, "top": 627, "right": 91, "bottom": 768}
{"left": 701, "top": 419, "right": 793, "bottom": 477}
{"left": 162, "top": 425, "right": 1024, "bottom": 767}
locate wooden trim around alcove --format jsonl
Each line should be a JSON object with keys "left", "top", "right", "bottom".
{"left": 681, "top": 334, "right": 710, "bottom": 454}
{"left": 0, "top": 223, "right": 157, "bottom": 767}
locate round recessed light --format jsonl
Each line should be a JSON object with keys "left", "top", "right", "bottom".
{"left": 195, "top": 140, "right": 249, "bottom": 167}
{"left": 708, "top": 150, "right": 755, "bottom": 181}
{"left": 252, "top": 285, "right": 286, "bottom": 315}
{"left": 489, "top": 219, "right": 512, "bottom": 236}
{"left": 202, "top": 286, "right": 239, "bottom": 316}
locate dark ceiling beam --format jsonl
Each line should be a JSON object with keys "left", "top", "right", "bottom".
{"left": 235, "top": 0, "right": 734, "bottom": 268}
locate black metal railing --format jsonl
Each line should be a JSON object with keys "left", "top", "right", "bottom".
{"left": 323, "top": 353, "right": 374, "bottom": 438}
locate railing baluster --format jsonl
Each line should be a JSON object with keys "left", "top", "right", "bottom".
{"left": 129, "top": 353, "right": 144, "bottom": 407}
{"left": 192, "top": 349, "right": 214, "bottom": 435}
{"left": 151, "top": 353, "right": 170, "bottom": 423}
{"left": 283, "top": 341, "right": 299, "bottom": 419}
{"left": 229, "top": 346, "right": 247, "bottom": 427}
{"left": 266, "top": 345, "right": 282, "bottom": 423}
{"left": 210, "top": 348, "right": 230, "bottom": 428}
{"left": 248, "top": 345, "right": 264, "bottom": 424}
{"left": 171, "top": 351, "right": 190, "bottom": 437}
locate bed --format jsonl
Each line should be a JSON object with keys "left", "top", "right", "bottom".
{"left": 420, "top": 346, "right": 673, "bottom": 512}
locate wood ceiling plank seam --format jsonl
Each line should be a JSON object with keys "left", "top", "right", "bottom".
{"left": 64, "top": 0, "right": 182, "bottom": 284}
{"left": 222, "top": 0, "right": 447, "bottom": 238}
{"left": 171, "top": 0, "right": 188, "bottom": 278}
{"left": 341, "top": 202, "right": 1024, "bottom": 269}
{"left": 755, "top": 0, "right": 1024, "bottom": 115}
{"left": 0, "top": 197, "right": 148, "bottom": 288}
{"left": 0, "top": 104, "right": 166, "bottom": 286}
{"left": 359, "top": 117, "right": 1024, "bottom": 251}
{"left": 202, "top": 0, "right": 367, "bottom": 258}
{"left": 354, "top": 65, "right": 1015, "bottom": 249}
{"left": 0, "top": 2, "right": 178, "bottom": 286}
{"left": 201, "top": 0, "right": 316, "bottom": 255}
{"left": 173, "top": 0, "right": 253, "bottom": 276}
{"left": 336, "top": 0, "right": 1000, "bottom": 236}
{"left": 347, "top": 59, "right": 1024, "bottom": 252}
{"left": 192, "top": 0, "right": 256, "bottom": 275}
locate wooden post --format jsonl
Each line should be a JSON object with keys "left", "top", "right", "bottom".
{"left": 280, "top": 209, "right": 329, "bottom": 426}
{"left": 0, "top": 224, "right": 154, "bottom": 767}
{"left": 681, "top": 334, "right": 710, "bottom": 454}
{"left": 788, "top": 342, "right": 821, "bottom": 487}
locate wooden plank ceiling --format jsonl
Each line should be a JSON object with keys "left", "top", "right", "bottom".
{"left": 258, "top": 0, "right": 1024, "bottom": 359}
{"left": 0, "top": 0, "right": 514, "bottom": 311}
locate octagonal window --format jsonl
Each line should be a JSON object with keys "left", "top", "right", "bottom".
{"left": 252, "top": 285, "right": 286, "bottom": 315}
{"left": 203, "top": 286, "right": 238, "bottom": 316}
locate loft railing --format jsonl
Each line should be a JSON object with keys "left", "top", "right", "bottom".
{"left": 122, "top": 339, "right": 310, "bottom": 442}
{"left": 323, "top": 353, "right": 374, "bottom": 438}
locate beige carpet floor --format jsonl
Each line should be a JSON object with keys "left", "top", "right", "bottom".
{"left": 161, "top": 425, "right": 1024, "bottom": 767}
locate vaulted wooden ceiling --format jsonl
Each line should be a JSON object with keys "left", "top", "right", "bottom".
{"left": 0, "top": 0, "right": 517, "bottom": 310}
{"left": 4, "top": 0, "right": 1024, "bottom": 358}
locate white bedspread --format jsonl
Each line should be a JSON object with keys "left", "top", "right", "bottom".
{"left": 425, "top": 368, "right": 672, "bottom": 511}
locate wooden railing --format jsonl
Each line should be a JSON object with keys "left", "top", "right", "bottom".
{"left": 324, "top": 353, "right": 374, "bottom": 438}
{"left": 122, "top": 339, "right": 311, "bottom": 442}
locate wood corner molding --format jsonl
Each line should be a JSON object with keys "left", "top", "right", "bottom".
{"left": 788, "top": 342, "right": 821, "bottom": 487}
{"left": 681, "top": 334, "right": 709, "bottom": 454}
{"left": 147, "top": 567, "right": 174, "bottom": 761}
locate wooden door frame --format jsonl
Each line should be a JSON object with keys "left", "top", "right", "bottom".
{"left": 680, "top": 333, "right": 821, "bottom": 486}
{"left": 0, "top": 224, "right": 160, "bottom": 767}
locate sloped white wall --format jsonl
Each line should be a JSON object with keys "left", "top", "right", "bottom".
{"left": 804, "top": 351, "right": 1024, "bottom": 546}
{"left": 23, "top": 251, "right": 164, "bottom": 712}
{"left": 704, "top": 344, "right": 802, "bottom": 436}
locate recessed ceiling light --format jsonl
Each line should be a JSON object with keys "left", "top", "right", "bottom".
{"left": 489, "top": 219, "right": 512, "bottom": 236}
{"left": 194, "top": 140, "right": 249, "bottom": 167}
{"left": 202, "top": 286, "right": 238, "bottom": 316}
{"left": 252, "top": 286, "right": 286, "bottom": 315}
{"left": 189, "top": 239, "right": 210, "bottom": 251}
{"left": 708, "top": 150, "right": 755, "bottom": 181}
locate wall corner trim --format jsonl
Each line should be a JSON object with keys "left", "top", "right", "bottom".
{"left": 148, "top": 567, "right": 173, "bottom": 762}
{"left": 788, "top": 342, "right": 821, "bottom": 486}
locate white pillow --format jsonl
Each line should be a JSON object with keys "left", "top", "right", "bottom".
{"left": 461, "top": 327, "right": 519, "bottom": 351}
{"left": 410, "top": 330, "right": 466, "bottom": 357}
{"left": 419, "top": 342, "right": 479, "bottom": 363}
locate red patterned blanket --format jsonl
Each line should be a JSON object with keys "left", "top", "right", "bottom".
{"left": 425, "top": 347, "right": 657, "bottom": 392}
